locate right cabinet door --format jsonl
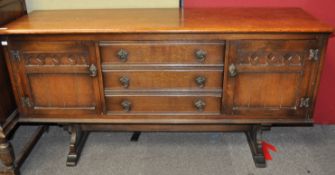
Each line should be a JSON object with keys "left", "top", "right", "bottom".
{"left": 224, "top": 39, "right": 321, "bottom": 118}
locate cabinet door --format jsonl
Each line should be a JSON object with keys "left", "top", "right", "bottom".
{"left": 224, "top": 40, "right": 320, "bottom": 118}
{"left": 9, "top": 41, "right": 101, "bottom": 115}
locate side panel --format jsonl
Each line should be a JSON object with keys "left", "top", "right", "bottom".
{"left": 0, "top": 0, "right": 26, "bottom": 124}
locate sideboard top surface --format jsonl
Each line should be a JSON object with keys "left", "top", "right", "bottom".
{"left": 0, "top": 8, "right": 333, "bottom": 35}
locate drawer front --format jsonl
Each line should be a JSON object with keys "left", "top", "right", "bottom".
{"left": 100, "top": 41, "right": 225, "bottom": 64}
{"left": 106, "top": 96, "right": 221, "bottom": 114}
{"left": 103, "top": 70, "right": 223, "bottom": 90}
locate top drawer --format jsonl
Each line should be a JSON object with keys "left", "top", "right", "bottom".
{"left": 99, "top": 41, "right": 225, "bottom": 64}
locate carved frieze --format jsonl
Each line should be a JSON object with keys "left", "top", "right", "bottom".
{"left": 23, "top": 52, "right": 89, "bottom": 66}
{"left": 236, "top": 51, "right": 304, "bottom": 66}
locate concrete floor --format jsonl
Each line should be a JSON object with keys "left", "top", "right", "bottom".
{"left": 11, "top": 125, "right": 335, "bottom": 175}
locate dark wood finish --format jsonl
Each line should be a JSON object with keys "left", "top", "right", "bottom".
{"left": 130, "top": 132, "right": 141, "bottom": 142}
{"left": 66, "top": 125, "right": 89, "bottom": 167}
{"left": 245, "top": 125, "right": 269, "bottom": 168}
{"left": 0, "top": 8, "right": 333, "bottom": 170}
{"left": 0, "top": 0, "right": 26, "bottom": 27}
{"left": 0, "top": 136, "right": 17, "bottom": 175}
{"left": 0, "top": 1, "right": 26, "bottom": 174}
{"left": 80, "top": 124, "right": 252, "bottom": 132}
{"left": 0, "top": 0, "right": 26, "bottom": 125}
{"left": 0, "top": 47, "right": 16, "bottom": 124}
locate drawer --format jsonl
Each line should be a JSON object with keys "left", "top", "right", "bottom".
{"left": 106, "top": 96, "right": 221, "bottom": 114}
{"left": 99, "top": 41, "right": 225, "bottom": 64}
{"left": 103, "top": 70, "right": 223, "bottom": 90}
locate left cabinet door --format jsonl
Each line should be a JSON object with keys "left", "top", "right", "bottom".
{"left": 8, "top": 41, "right": 101, "bottom": 115}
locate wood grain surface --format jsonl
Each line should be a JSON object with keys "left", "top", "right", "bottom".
{"left": 0, "top": 8, "right": 333, "bottom": 34}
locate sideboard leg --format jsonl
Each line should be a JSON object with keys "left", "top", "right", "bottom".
{"left": 0, "top": 138, "right": 18, "bottom": 175}
{"left": 130, "top": 132, "right": 141, "bottom": 142}
{"left": 66, "top": 125, "right": 89, "bottom": 167}
{"left": 245, "top": 125, "right": 266, "bottom": 168}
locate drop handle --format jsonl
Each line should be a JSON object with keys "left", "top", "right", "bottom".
{"left": 117, "top": 49, "right": 129, "bottom": 62}
{"left": 121, "top": 100, "right": 132, "bottom": 112}
{"left": 194, "top": 99, "right": 206, "bottom": 112}
{"left": 195, "top": 76, "right": 206, "bottom": 88}
{"left": 195, "top": 49, "right": 207, "bottom": 63}
{"left": 88, "top": 64, "right": 97, "bottom": 77}
{"left": 228, "top": 63, "right": 237, "bottom": 77}
{"left": 119, "top": 76, "right": 130, "bottom": 88}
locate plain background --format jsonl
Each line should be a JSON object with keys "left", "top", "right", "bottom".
{"left": 25, "top": 0, "right": 179, "bottom": 12}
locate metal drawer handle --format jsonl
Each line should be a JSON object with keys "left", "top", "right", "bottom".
{"left": 119, "top": 76, "right": 130, "bottom": 88}
{"left": 117, "top": 49, "right": 128, "bottom": 62}
{"left": 121, "top": 100, "right": 132, "bottom": 112}
{"left": 89, "top": 64, "right": 97, "bottom": 77}
{"left": 195, "top": 76, "right": 206, "bottom": 88}
{"left": 229, "top": 64, "right": 237, "bottom": 77}
{"left": 195, "top": 49, "right": 207, "bottom": 63}
{"left": 194, "top": 99, "right": 206, "bottom": 112}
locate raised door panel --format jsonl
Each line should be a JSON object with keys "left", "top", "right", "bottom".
{"left": 8, "top": 41, "right": 101, "bottom": 115}
{"left": 224, "top": 40, "right": 320, "bottom": 118}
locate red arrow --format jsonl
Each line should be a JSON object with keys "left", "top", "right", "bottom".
{"left": 262, "top": 141, "right": 277, "bottom": 160}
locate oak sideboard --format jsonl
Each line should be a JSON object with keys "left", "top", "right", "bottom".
{"left": 0, "top": 8, "right": 333, "bottom": 174}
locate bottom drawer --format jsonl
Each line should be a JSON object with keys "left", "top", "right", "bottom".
{"left": 106, "top": 96, "right": 221, "bottom": 114}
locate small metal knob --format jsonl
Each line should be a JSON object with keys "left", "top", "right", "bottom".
{"left": 194, "top": 99, "right": 206, "bottom": 112}
{"left": 88, "top": 64, "right": 97, "bottom": 77}
{"left": 117, "top": 49, "right": 128, "bottom": 62}
{"left": 121, "top": 100, "right": 132, "bottom": 112}
{"left": 195, "top": 76, "right": 206, "bottom": 88}
{"left": 229, "top": 64, "right": 237, "bottom": 77}
{"left": 195, "top": 49, "right": 207, "bottom": 63}
{"left": 119, "top": 76, "right": 130, "bottom": 88}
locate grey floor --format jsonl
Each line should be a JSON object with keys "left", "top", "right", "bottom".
{"left": 11, "top": 125, "right": 335, "bottom": 175}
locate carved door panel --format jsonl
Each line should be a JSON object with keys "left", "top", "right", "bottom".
{"left": 224, "top": 40, "right": 321, "bottom": 118}
{"left": 9, "top": 41, "right": 101, "bottom": 115}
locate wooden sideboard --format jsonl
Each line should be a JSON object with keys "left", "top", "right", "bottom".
{"left": 0, "top": 8, "right": 333, "bottom": 174}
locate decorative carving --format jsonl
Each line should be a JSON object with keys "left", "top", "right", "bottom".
{"left": 237, "top": 51, "right": 304, "bottom": 66}
{"left": 23, "top": 52, "right": 89, "bottom": 66}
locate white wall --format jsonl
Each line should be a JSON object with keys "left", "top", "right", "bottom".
{"left": 26, "top": 0, "right": 179, "bottom": 12}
